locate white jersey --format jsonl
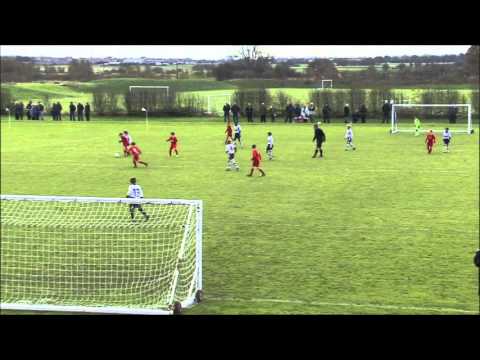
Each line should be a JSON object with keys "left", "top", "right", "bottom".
{"left": 126, "top": 134, "right": 132, "bottom": 144}
{"left": 225, "top": 143, "right": 236, "bottom": 154}
{"left": 345, "top": 128, "right": 354, "bottom": 139}
{"left": 443, "top": 131, "right": 452, "bottom": 139}
{"left": 235, "top": 125, "right": 241, "bottom": 134}
{"left": 127, "top": 184, "right": 144, "bottom": 199}
{"left": 267, "top": 135, "right": 274, "bottom": 145}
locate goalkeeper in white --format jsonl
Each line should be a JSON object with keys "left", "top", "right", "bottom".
{"left": 345, "top": 124, "right": 356, "bottom": 151}
{"left": 225, "top": 139, "right": 239, "bottom": 171}
{"left": 127, "top": 177, "right": 149, "bottom": 221}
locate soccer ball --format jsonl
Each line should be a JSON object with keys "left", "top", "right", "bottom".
{"left": 114, "top": 152, "right": 121, "bottom": 158}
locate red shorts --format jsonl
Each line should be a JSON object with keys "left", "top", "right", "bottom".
{"left": 427, "top": 142, "right": 434, "bottom": 147}
{"left": 133, "top": 154, "right": 140, "bottom": 161}
{"left": 170, "top": 144, "right": 177, "bottom": 150}
{"left": 252, "top": 159, "right": 260, "bottom": 167}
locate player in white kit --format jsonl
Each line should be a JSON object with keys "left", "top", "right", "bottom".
{"left": 126, "top": 177, "right": 149, "bottom": 222}
{"left": 266, "top": 132, "right": 274, "bottom": 160}
{"left": 225, "top": 139, "right": 239, "bottom": 171}
{"left": 345, "top": 124, "right": 356, "bottom": 151}
{"left": 442, "top": 127, "right": 452, "bottom": 152}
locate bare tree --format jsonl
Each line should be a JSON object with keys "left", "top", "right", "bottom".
{"left": 240, "top": 46, "right": 261, "bottom": 63}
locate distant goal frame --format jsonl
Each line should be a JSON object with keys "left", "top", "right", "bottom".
{"left": 129, "top": 85, "right": 170, "bottom": 97}
{"left": 316, "top": 80, "right": 333, "bottom": 90}
{"left": 391, "top": 103, "right": 473, "bottom": 135}
{"left": 206, "top": 93, "right": 232, "bottom": 114}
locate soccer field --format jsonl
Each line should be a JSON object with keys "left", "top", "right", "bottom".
{"left": 1, "top": 119, "right": 479, "bottom": 314}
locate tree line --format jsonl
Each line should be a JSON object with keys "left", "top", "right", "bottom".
{"left": 1, "top": 46, "right": 478, "bottom": 85}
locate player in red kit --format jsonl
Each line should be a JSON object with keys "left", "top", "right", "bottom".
{"left": 247, "top": 144, "right": 266, "bottom": 177}
{"left": 166, "top": 132, "right": 179, "bottom": 157}
{"left": 119, "top": 133, "right": 130, "bottom": 157}
{"left": 225, "top": 121, "right": 233, "bottom": 144}
{"left": 128, "top": 142, "right": 148, "bottom": 167}
{"left": 425, "top": 129, "right": 436, "bottom": 154}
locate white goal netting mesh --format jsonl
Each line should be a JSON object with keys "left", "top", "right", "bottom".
{"left": 391, "top": 104, "right": 473, "bottom": 134}
{"left": 0, "top": 196, "right": 201, "bottom": 313}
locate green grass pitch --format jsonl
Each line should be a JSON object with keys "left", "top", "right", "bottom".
{"left": 1, "top": 118, "right": 478, "bottom": 314}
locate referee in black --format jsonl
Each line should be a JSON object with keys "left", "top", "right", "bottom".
{"left": 312, "top": 122, "right": 326, "bottom": 158}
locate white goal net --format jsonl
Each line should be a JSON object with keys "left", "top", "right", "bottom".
{"left": 0, "top": 195, "right": 202, "bottom": 315}
{"left": 391, "top": 104, "right": 473, "bottom": 134}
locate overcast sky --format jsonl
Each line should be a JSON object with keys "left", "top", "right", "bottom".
{"left": 0, "top": 45, "right": 470, "bottom": 59}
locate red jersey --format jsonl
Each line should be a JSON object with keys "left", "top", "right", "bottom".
{"left": 226, "top": 126, "right": 233, "bottom": 136}
{"left": 168, "top": 135, "right": 178, "bottom": 145}
{"left": 120, "top": 135, "right": 129, "bottom": 147}
{"left": 426, "top": 133, "right": 436, "bottom": 143}
{"left": 129, "top": 145, "right": 141, "bottom": 156}
{"left": 252, "top": 149, "right": 262, "bottom": 161}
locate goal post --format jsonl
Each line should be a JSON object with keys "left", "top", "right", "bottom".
{"left": 0, "top": 195, "right": 203, "bottom": 315}
{"left": 206, "top": 93, "right": 232, "bottom": 114}
{"left": 391, "top": 103, "right": 473, "bottom": 135}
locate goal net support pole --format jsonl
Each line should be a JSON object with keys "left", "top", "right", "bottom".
{"left": 391, "top": 103, "right": 473, "bottom": 135}
{"left": 0, "top": 195, "right": 203, "bottom": 315}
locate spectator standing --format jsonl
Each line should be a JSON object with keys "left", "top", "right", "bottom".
{"left": 301, "top": 105, "right": 310, "bottom": 122}
{"left": 223, "top": 103, "right": 231, "bottom": 122}
{"left": 343, "top": 104, "right": 350, "bottom": 123}
{"left": 352, "top": 109, "right": 360, "bottom": 123}
{"left": 19, "top": 102, "right": 24, "bottom": 120}
{"left": 51, "top": 103, "right": 57, "bottom": 120}
{"left": 260, "top": 103, "right": 267, "bottom": 123}
{"left": 32, "top": 104, "right": 39, "bottom": 120}
{"left": 285, "top": 103, "right": 294, "bottom": 123}
{"left": 245, "top": 103, "right": 254, "bottom": 122}
{"left": 322, "top": 104, "right": 331, "bottom": 123}
{"left": 231, "top": 103, "right": 240, "bottom": 125}
{"left": 382, "top": 100, "right": 391, "bottom": 123}
{"left": 294, "top": 104, "right": 302, "bottom": 119}
{"left": 359, "top": 104, "right": 367, "bottom": 123}
{"left": 69, "top": 102, "right": 76, "bottom": 120}
{"left": 38, "top": 102, "right": 45, "bottom": 120}
{"left": 447, "top": 106, "right": 458, "bottom": 124}
{"left": 308, "top": 102, "right": 316, "bottom": 122}
{"left": 77, "top": 103, "right": 84, "bottom": 121}
{"left": 57, "top": 102, "right": 63, "bottom": 120}
{"left": 26, "top": 101, "right": 32, "bottom": 120}
{"left": 85, "top": 103, "right": 91, "bottom": 121}
{"left": 14, "top": 102, "right": 21, "bottom": 120}
{"left": 269, "top": 105, "right": 275, "bottom": 122}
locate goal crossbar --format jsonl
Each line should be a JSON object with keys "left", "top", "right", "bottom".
{"left": 391, "top": 103, "right": 472, "bottom": 134}
{"left": 0, "top": 195, "right": 203, "bottom": 315}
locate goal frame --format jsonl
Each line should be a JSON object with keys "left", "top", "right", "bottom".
{"left": 206, "top": 93, "right": 232, "bottom": 114}
{"left": 129, "top": 85, "right": 170, "bottom": 97}
{"left": 0, "top": 195, "right": 203, "bottom": 315}
{"left": 391, "top": 103, "right": 473, "bottom": 135}
{"left": 315, "top": 79, "right": 333, "bottom": 90}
